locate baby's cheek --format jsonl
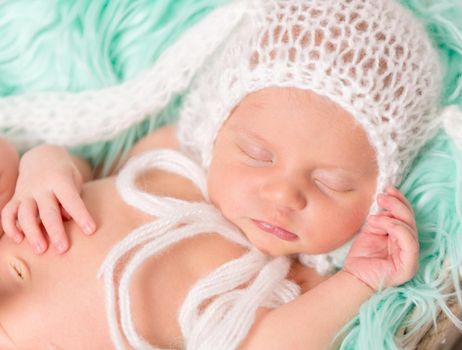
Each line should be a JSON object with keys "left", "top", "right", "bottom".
{"left": 208, "top": 164, "right": 237, "bottom": 202}
{"left": 337, "top": 192, "right": 372, "bottom": 226}
{"left": 311, "top": 201, "right": 366, "bottom": 251}
{"left": 334, "top": 208, "right": 368, "bottom": 242}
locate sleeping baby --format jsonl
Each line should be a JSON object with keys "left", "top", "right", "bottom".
{"left": 0, "top": 0, "right": 450, "bottom": 349}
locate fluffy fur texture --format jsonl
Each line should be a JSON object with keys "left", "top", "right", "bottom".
{"left": 0, "top": 0, "right": 461, "bottom": 348}
{"left": 0, "top": 0, "right": 230, "bottom": 172}
{"left": 341, "top": 0, "right": 462, "bottom": 347}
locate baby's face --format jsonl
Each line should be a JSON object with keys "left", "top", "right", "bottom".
{"left": 207, "top": 87, "right": 378, "bottom": 256}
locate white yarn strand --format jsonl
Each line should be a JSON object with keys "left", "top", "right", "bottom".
{"left": 179, "top": 251, "right": 269, "bottom": 337}
{"left": 99, "top": 220, "right": 174, "bottom": 350}
{"left": 187, "top": 257, "right": 293, "bottom": 350}
{"left": 118, "top": 222, "right": 248, "bottom": 349}
{"left": 118, "top": 149, "right": 210, "bottom": 204}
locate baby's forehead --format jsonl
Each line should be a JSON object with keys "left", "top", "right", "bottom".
{"left": 244, "top": 87, "right": 347, "bottom": 113}
{"left": 225, "top": 87, "right": 377, "bottom": 163}
{"left": 231, "top": 87, "right": 358, "bottom": 130}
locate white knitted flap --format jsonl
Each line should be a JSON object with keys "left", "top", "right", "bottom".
{"left": 0, "top": 1, "right": 247, "bottom": 151}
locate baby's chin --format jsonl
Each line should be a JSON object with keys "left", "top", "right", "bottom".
{"left": 241, "top": 231, "right": 304, "bottom": 257}
{"left": 244, "top": 232, "right": 344, "bottom": 258}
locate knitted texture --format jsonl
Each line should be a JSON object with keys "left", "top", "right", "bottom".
{"left": 98, "top": 149, "right": 299, "bottom": 349}
{"left": 0, "top": 0, "right": 234, "bottom": 171}
{"left": 177, "top": 0, "right": 442, "bottom": 199}
{"left": 0, "top": 1, "right": 246, "bottom": 152}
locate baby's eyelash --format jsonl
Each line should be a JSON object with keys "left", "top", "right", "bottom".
{"left": 314, "top": 178, "right": 353, "bottom": 193}
{"left": 236, "top": 143, "right": 273, "bottom": 163}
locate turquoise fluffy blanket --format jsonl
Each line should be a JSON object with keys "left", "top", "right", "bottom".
{"left": 0, "top": 0, "right": 461, "bottom": 349}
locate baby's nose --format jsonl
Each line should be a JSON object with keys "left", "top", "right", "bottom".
{"left": 259, "top": 179, "right": 307, "bottom": 211}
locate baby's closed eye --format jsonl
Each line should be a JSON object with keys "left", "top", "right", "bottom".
{"left": 7, "top": 256, "right": 30, "bottom": 283}
{"left": 313, "top": 176, "right": 354, "bottom": 193}
{"left": 236, "top": 141, "right": 274, "bottom": 163}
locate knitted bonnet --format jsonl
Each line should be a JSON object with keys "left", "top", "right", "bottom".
{"left": 177, "top": 0, "right": 443, "bottom": 271}
{"left": 178, "top": 0, "right": 442, "bottom": 189}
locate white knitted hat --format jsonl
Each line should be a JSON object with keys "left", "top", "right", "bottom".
{"left": 177, "top": 0, "right": 443, "bottom": 273}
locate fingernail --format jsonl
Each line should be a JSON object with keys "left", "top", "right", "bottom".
{"left": 34, "top": 242, "right": 45, "bottom": 254}
{"left": 84, "top": 222, "right": 95, "bottom": 235}
{"left": 56, "top": 241, "right": 67, "bottom": 253}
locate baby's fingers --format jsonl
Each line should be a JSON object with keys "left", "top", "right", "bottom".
{"left": 1, "top": 200, "right": 24, "bottom": 243}
{"left": 377, "top": 192, "right": 415, "bottom": 228}
{"left": 55, "top": 186, "right": 95, "bottom": 236}
{"left": 36, "top": 193, "right": 69, "bottom": 254}
{"left": 386, "top": 186, "right": 413, "bottom": 212}
{"left": 17, "top": 199, "right": 48, "bottom": 254}
{"left": 370, "top": 216, "right": 419, "bottom": 278}
{"left": 377, "top": 186, "right": 415, "bottom": 227}
{"left": 369, "top": 214, "right": 416, "bottom": 237}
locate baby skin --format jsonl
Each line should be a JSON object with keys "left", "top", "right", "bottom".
{"left": 0, "top": 88, "right": 418, "bottom": 349}
{"left": 0, "top": 138, "right": 19, "bottom": 234}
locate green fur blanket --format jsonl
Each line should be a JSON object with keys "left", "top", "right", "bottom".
{"left": 0, "top": 0, "right": 461, "bottom": 349}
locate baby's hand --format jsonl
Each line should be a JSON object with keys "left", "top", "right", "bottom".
{"left": 0, "top": 138, "right": 19, "bottom": 229}
{"left": 343, "top": 186, "right": 419, "bottom": 291}
{"left": 1, "top": 145, "right": 95, "bottom": 254}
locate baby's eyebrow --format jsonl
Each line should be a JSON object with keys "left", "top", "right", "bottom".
{"left": 314, "top": 167, "right": 362, "bottom": 179}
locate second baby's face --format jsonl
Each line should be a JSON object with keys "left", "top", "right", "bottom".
{"left": 207, "top": 87, "right": 378, "bottom": 256}
{"left": 0, "top": 234, "right": 113, "bottom": 350}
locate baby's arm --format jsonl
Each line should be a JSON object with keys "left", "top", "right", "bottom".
{"left": 1, "top": 144, "right": 95, "bottom": 254}
{"left": 240, "top": 187, "right": 418, "bottom": 349}
{"left": 241, "top": 270, "right": 372, "bottom": 349}
{"left": 0, "top": 138, "right": 19, "bottom": 229}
